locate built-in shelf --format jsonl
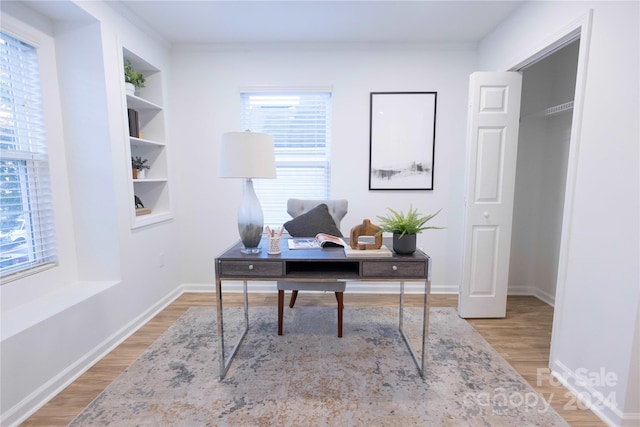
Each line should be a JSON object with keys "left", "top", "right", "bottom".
{"left": 126, "top": 93, "right": 162, "bottom": 111}
{"left": 133, "top": 178, "right": 168, "bottom": 183}
{"left": 133, "top": 211, "right": 174, "bottom": 229}
{"left": 123, "top": 47, "right": 172, "bottom": 229}
{"left": 130, "top": 137, "right": 165, "bottom": 148}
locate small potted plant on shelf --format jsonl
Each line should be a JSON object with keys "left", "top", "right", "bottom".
{"left": 376, "top": 205, "right": 443, "bottom": 255}
{"left": 131, "top": 156, "right": 149, "bottom": 179}
{"left": 124, "top": 59, "right": 146, "bottom": 95}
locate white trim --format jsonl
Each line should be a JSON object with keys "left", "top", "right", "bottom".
{"left": 239, "top": 85, "right": 334, "bottom": 93}
{"left": 1, "top": 286, "right": 183, "bottom": 426}
{"left": 0, "top": 262, "right": 56, "bottom": 286}
{"left": 493, "top": 6, "right": 593, "bottom": 400}
{"left": 505, "top": 10, "right": 591, "bottom": 73}
{"left": 550, "top": 359, "right": 628, "bottom": 427}
{"left": 499, "top": 9, "right": 607, "bottom": 425}
{"left": 511, "top": 29, "right": 581, "bottom": 72}
{"left": 540, "top": 9, "right": 593, "bottom": 380}
{"left": 0, "top": 8, "right": 46, "bottom": 48}
{"left": 173, "top": 41, "right": 476, "bottom": 53}
{"left": 104, "top": 1, "right": 170, "bottom": 48}
{"left": 198, "top": 281, "right": 456, "bottom": 295}
{"left": 532, "top": 288, "right": 557, "bottom": 308}
{"left": 508, "top": 286, "right": 556, "bottom": 307}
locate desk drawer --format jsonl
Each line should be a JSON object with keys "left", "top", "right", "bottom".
{"left": 362, "top": 261, "right": 426, "bottom": 278}
{"left": 219, "top": 261, "right": 284, "bottom": 277}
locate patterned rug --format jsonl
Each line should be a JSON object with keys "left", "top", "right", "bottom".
{"left": 70, "top": 306, "right": 567, "bottom": 426}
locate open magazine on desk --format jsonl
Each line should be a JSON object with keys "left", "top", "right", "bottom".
{"left": 287, "top": 234, "right": 392, "bottom": 257}
{"left": 287, "top": 233, "right": 347, "bottom": 249}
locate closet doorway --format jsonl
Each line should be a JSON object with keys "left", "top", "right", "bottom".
{"left": 508, "top": 39, "right": 580, "bottom": 307}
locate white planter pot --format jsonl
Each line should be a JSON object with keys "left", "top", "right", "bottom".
{"left": 136, "top": 169, "right": 146, "bottom": 179}
{"left": 125, "top": 82, "right": 135, "bottom": 96}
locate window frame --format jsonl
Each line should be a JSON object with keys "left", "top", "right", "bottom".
{"left": 0, "top": 29, "right": 58, "bottom": 283}
{"left": 239, "top": 90, "right": 333, "bottom": 228}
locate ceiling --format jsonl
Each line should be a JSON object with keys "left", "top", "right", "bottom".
{"left": 113, "top": 1, "right": 524, "bottom": 45}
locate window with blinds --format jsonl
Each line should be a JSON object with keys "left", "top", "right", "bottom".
{"left": 0, "top": 32, "right": 57, "bottom": 281}
{"left": 240, "top": 92, "right": 332, "bottom": 228}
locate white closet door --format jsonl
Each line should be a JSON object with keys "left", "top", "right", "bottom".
{"left": 458, "top": 72, "right": 522, "bottom": 318}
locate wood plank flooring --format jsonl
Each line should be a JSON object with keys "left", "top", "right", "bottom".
{"left": 22, "top": 293, "right": 604, "bottom": 426}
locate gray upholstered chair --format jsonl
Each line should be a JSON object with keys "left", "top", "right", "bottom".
{"left": 277, "top": 199, "right": 348, "bottom": 337}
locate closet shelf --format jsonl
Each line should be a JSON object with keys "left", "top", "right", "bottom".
{"left": 523, "top": 101, "right": 574, "bottom": 120}
{"left": 543, "top": 101, "right": 574, "bottom": 116}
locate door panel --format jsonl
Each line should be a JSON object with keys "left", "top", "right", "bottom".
{"left": 469, "top": 226, "right": 499, "bottom": 296}
{"left": 459, "top": 72, "right": 522, "bottom": 318}
{"left": 476, "top": 128, "right": 505, "bottom": 201}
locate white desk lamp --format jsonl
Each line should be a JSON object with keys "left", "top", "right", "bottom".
{"left": 218, "top": 131, "right": 276, "bottom": 254}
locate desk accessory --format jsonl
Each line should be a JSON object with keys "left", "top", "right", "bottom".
{"left": 349, "top": 219, "right": 383, "bottom": 249}
{"left": 266, "top": 226, "right": 283, "bottom": 255}
{"left": 218, "top": 131, "right": 276, "bottom": 254}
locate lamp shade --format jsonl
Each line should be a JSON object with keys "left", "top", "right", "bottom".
{"left": 218, "top": 131, "right": 276, "bottom": 179}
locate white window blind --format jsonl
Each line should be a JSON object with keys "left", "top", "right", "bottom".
{"left": 0, "top": 32, "right": 57, "bottom": 281}
{"left": 240, "top": 92, "right": 332, "bottom": 228}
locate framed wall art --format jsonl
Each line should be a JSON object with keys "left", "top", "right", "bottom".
{"left": 369, "top": 92, "right": 437, "bottom": 190}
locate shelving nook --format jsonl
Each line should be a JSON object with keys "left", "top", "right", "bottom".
{"left": 122, "top": 47, "right": 172, "bottom": 228}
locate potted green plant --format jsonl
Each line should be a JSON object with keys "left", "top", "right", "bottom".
{"left": 131, "top": 156, "right": 149, "bottom": 179}
{"left": 376, "top": 205, "right": 443, "bottom": 254}
{"left": 124, "top": 59, "right": 145, "bottom": 95}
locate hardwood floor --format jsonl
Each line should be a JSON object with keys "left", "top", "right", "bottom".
{"left": 22, "top": 293, "right": 604, "bottom": 426}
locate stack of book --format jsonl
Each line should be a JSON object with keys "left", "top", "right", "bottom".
{"left": 135, "top": 207, "right": 151, "bottom": 216}
{"left": 343, "top": 245, "right": 392, "bottom": 258}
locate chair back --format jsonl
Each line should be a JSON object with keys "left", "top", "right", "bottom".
{"left": 286, "top": 199, "right": 348, "bottom": 230}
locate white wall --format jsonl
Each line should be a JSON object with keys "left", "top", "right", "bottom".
{"left": 478, "top": 2, "right": 640, "bottom": 425}
{"left": 169, "top": 45, "right": 475, "bottom": 293}
{"left": 0, "top": 1, "right": 182, "bottom": 424}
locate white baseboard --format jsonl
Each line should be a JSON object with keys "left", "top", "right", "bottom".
{"left": 185, "top": 281, "right": 458, "bottom": 295}
{"left": 2, "top": 286, "right": 184, "bottom": 427}
{"left": 508, "top": 285, "right": 556, "bottom": 306}
{"left": 187, "top": 282, "right": 553, "bottom": 301}
{"left": 550, "top": 359, "right": 633, "bottom": 427}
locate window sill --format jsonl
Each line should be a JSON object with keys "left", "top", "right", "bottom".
{"left": 1, "top": 280, "right": 119, "bottom": 341}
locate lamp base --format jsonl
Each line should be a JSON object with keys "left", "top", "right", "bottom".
{"left": 241, "top": 247, "right": 262, "bottom": 254}
{"left": 237, "top": 178, "right": 264, "bottom": 255}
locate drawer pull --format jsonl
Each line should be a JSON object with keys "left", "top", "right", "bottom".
{"left": 248, "top": 264, "right": 254, "bottom": 271}
{"left": 392, "top": 265, "right": 398, "bottom": 271}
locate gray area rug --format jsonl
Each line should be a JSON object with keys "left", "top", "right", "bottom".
{"left": 70, "top": 306, "right": 567, "bottom": 426}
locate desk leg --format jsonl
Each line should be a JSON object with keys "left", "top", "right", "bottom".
{"left": 399, "top": 281, "right": 405, "bottom": 330}
{"left": 277, "top": 290, "right": 284, "bottom": 335}
{"left": 421, "top": 270, "right": 431, "bottom": 376}
{"left": 398, "top": 268, "right": 431, "bottom": 378}
{"left": 216, "top": 278, "right": 250, "bottom": 380}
